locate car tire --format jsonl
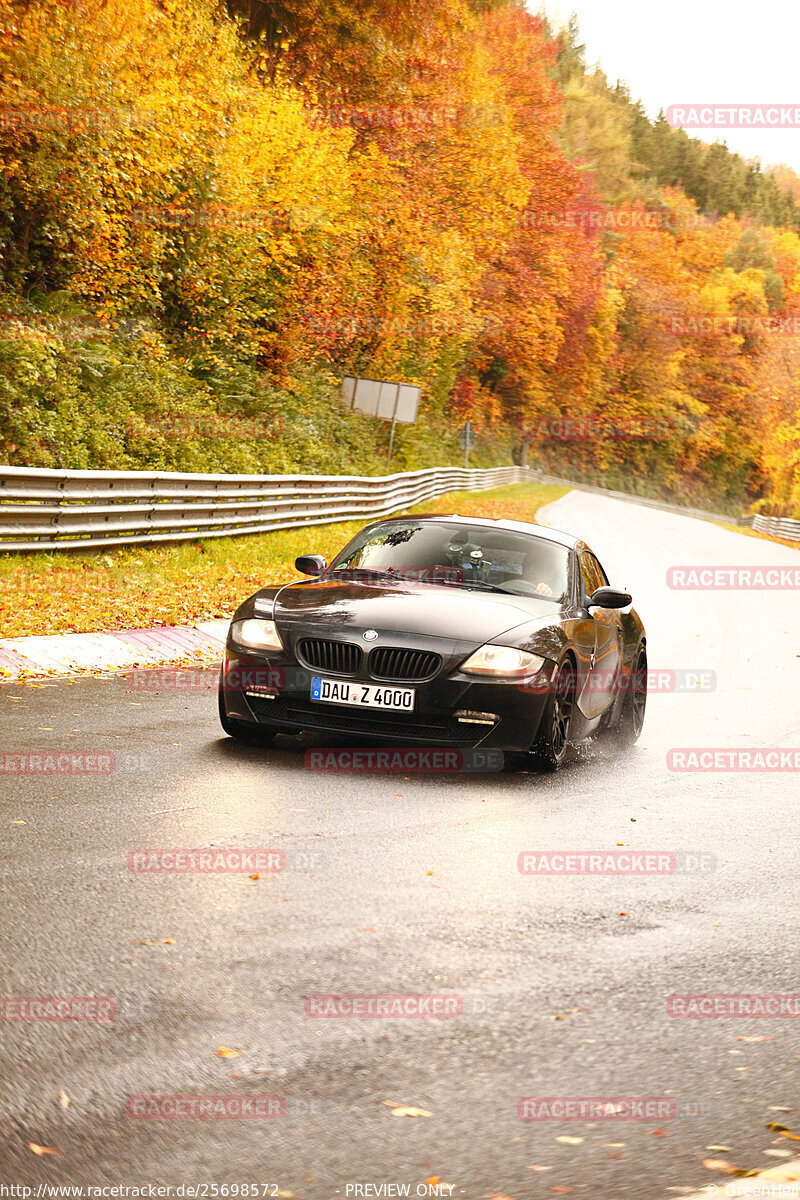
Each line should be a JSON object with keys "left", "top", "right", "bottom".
{"left": 528, "top": 655, "right": 576, "bottom": 772}
{"left": 615, "top": 642, "right": 647, "bottom": 745}
{"left": 218, "top": 682, "right": 276, "bottom": 745}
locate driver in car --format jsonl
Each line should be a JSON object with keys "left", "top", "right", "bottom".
{"left": 523, "top": 550, "right": 560, "bottom": 598}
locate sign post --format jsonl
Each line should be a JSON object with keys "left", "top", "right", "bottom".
{"left": 340, "top": 376, "right": 421, "bottom": 471}
{"left": 459, "top": 421, "right": 476, "bottom": 468}
{"left": 387, "top": 414, "right": 398, "bottom": 470}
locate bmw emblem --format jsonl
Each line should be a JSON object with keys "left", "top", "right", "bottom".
{"left": 363, "top": 629, "right": 379, "bottom": 641}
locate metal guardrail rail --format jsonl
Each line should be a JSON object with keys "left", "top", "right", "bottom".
{"left": 0, "top": 465, "right": 534, "bottom": 551}
{"left": 750, "top": 513, "right": 800, "bottom": 541}
{"left": 1, "top": 463, "right": 797, "bottom": 552}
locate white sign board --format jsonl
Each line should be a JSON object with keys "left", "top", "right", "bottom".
{"left": 341, "top": 376, "right": 420, "bottom": 425}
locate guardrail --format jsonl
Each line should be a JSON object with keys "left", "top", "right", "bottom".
{"left": 2, "top": 462, "right": 798, "bottom": 552}
{"left": 750, "top": 513, "right": 800, "bottom": 541}
{"left": 0, "top": 465, "right": 534, "bottom": 551}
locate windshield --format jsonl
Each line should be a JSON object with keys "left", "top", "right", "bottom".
{"left": 328, "top": 520, "right": 571, "bottom": 602}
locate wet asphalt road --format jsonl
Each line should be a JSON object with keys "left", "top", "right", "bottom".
{"left": 2, "top": 490, "right": 800, "bottom": 1198}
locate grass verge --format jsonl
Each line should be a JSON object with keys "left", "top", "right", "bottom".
{"left": 718, "top": 522, "right": 800, "bottom": 550}
{"left": 0, "top": 482, "right": 567, "bottom": 639}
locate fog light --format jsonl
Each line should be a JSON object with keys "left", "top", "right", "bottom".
{"left": 456, "top": 710, "right": 499, "bottom": 725}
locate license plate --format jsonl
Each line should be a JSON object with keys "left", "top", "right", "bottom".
{"left": 310, "top": 676, "right": 415, "bottom": 711}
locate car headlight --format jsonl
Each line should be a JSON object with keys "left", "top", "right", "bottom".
{"left": 230, "top": 618, "right": 283, "bottom": 652}
{"left": 459, "top": 644, "right": 545, "bottom": 678}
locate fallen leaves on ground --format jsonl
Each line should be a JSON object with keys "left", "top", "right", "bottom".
{"left": 0, "top": 485, "right": 560, "bottom": 638}
{"left": 216, "top": 1047, "right": 240, "bottom": 1058}
{"left": 701, "top": 1159, "right": 761, "bottom": 1178}
{"left": 381, "top": 1100, "right": 433, "bottom": 1117}
{"left": 29, "top": 1144, "right": 59, "bottom": 1156}
{"left": 555, "top": 1136, "right": 583, "bottom": 1145}
{"left": 767, "top": 1123, "right": 800, "bottom": 1140}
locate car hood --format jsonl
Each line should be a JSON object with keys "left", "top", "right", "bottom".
{"left": 270, "top": 579, "right": 559, "bottom": 645}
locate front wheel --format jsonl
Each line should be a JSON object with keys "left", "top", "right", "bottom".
{"left": 616, "top": 643, "right": 647, "bottom": 745}
{"left": 529, "top": 657, "right": 576, "bottom": 772}
{"left": 218, "top": 682, "right": 276, "bottom": 745}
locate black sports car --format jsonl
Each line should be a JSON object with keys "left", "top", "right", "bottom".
{"left": 218, "top": 514, "right": 647, "bottom": 770}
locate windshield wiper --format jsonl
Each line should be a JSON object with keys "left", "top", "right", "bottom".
{"left": 326, "top": 567, "right": 397, "bottom": 580}
{"left": 457, "top": 580, "right": 508, "bottom": 594}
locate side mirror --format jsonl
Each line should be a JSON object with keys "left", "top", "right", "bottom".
{"left": 589, "top": 585, "right": 632, "bottom": 609}
{"left": 295, "top": 554, "right": 327, "bottom": 576}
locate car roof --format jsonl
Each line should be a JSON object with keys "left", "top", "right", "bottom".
{"left": 375, "top": 512, "right": 582, "bottom": 550}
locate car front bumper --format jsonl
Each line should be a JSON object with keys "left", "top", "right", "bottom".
{"left": 220, "top": 649, "right": 554, "bottom": 752}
